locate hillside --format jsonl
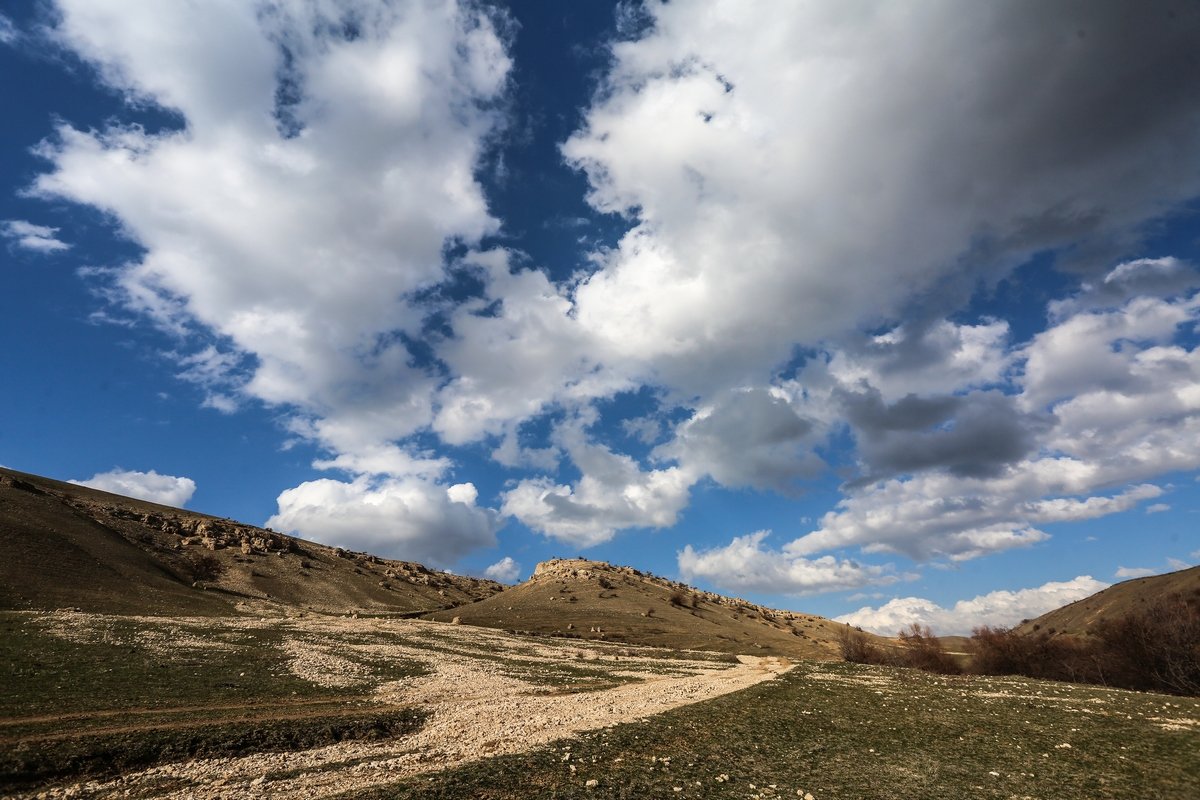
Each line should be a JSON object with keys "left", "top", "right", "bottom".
{"left": 426, "top": 558, "right": 860, "bottom": 659}
{"left": 1015, "top": 565, "right": 1200, "bottom": 637}
{"left": 0, "top": 467, "right": 502, "bottom": 616}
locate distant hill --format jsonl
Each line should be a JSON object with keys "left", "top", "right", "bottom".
{"left": 1, "top": 467, "right": 870, "bottom": 659}
{"left": 1014, "top": 565, "right": 1200, "bottom": 637}
{"left": 425, "top": 558, "right": 865, "bottom": 659}
{"left": 0, "top": 467, "right": 502, "bottom": 616}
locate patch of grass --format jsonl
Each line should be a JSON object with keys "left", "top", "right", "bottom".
{"left": 0, "top": 612, "right": 433, "bottom": 790}
{"left": 2, "top": 708, "right": 427, "bottom": 789}
{"left": 0, "top": 614, "right": 393, "bottom": 720}
{"left": 342, "top": 661, "right": 1200, "bottom": 800}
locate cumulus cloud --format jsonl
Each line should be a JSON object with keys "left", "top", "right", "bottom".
{"left": 564, "top": 1, "right": 1200, "bottom": 395}
{"left": 841, "top": 388, "right": 1044, "bottom": 481}
{"left": 1051, "top": 257, "right": 1200, "bottom": 318}
{"left": 484, "top": 556, "right": 521, "bottom": 583}
{"left": 826, "top": 320, "right": 1014, "bottom": 403}
{"left": 656, "top": 388, "right": 823, "bottom": 493}
{"left": 33, "top": 0, "right": 511, "bottom": 467}
{"left": 1145, "top": 503, "right": 1171, "bottom": 515}
{"left": 30, "top": 0, "right": 520, "bottom": 566}
{"left": 791, "top": 472, "right": 1161, "bottom": 563}
{"left": 783, "top": 281, "right": 1200, "bottom": 563}
{"left": 28, "top": 1, "right": 1200, "bottom": 574}
{"left": 836, "top": 575, "right": 1109, "bottom": 636}
{"left": 266, "top": 476, "right": 498, "bottom": 567}
{"left": 70, "top": 468, "right": 196, "bottom": 507}
{"left": 501, "top": 437, "right": 692, "bottom": 547}
{"left": 2, "top": 220, "right": 70, "bottom": 253}
{"left": 678, "top": 530, "right": 903, "bottom": 596}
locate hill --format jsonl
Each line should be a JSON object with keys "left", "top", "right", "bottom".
{"left": 425, "top": 557, "right": 860, "bottom": 659}
{"left": 1015, "top": 565, "right": 1200, "bottom": 637}
{"left": 0, "top": 467, "right": 502, "bottom": 616}
{"left": 1, "top": 467, "right": 873, "bottom": 659}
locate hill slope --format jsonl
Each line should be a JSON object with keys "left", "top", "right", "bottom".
{"left": 0, "top": 467, "right": 502, "bottom": 616}
{"left": 426, "top": 558, "right": 861, "bottom": 659}
{"left": 1015, "top": 565, "right": 1200, "bottom": 636}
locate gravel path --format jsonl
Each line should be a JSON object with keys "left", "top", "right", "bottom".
{"left": 21, "top": 618, "right": 790, "bottom": 799}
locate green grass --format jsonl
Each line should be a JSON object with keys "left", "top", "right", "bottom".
{"left": 0, "top": 612, "right": 429, "bottom": 788}
{"left": 0, "top": 614, "right": 425, "bottom": 718}
{"left": 341, "top": 661, "right": 1200, "bottom": 800}
{"left": 1, "top": 707, "right": 427, "bottom": 789}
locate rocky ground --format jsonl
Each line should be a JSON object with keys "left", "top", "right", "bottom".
{"left": 6, "top": 613, "right": 788, "bottom": 799}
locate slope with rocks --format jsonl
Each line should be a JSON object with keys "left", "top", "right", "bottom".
{"left": 0, "top": 467, "right": 502, "bottom": 616}
{"left": 426, "top": 558, "right": 864, "bottom": 659}
{"left": 1014, "top": 564, "right": 1200, "bottom": 637}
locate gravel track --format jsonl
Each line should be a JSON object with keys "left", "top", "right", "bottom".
{"left": 16, "top": 616, "right": 790, "bottom": 799}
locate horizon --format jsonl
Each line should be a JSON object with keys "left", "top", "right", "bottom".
{"left": 3, "top": 1, "right": 1199, "bottom": 636}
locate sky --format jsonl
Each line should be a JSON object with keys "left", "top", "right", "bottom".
{"left": 2, "top": 0, "right": 1199, "bottom": 635}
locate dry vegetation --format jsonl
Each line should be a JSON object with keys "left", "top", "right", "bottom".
{"left": 840, "top": 591, "right": 1200, "bottom": 697}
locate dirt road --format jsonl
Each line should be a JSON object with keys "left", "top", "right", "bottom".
{"left": 17, "top": 617, "right": 790, "bottom": 799}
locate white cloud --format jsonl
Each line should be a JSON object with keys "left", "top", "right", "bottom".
{"left": 1145, "top": 503, "right": 1171, "bottom": 515}
{"left": 34, "top": 0, "right": 511, "bottom": 469}
{"left": 1115, "top": 558, "right": 1194, "bottom": 580}
{"left": 70, "top": 468, "right": 196, "bottom": 507}
{"left": 678, "top": 530, "right": 903, "bottom": 596}
{"left": 789, "top": 469, "right": 1160, "bottom": 563}
{"left": 484, "top": 556, "right": 521, "bottom": 583}
{"left": 783, "top": 283, "right": 1200, "bottom": 564}
{"left": 266, "top": 476, "right": 498, "bottom": 568}
{"left": 563, "top": 1, "right": 1200, "bottom": 397}
{"left": 826, "top": 320, "right": 1013, "bottom": 403}
{"left": 501, "top": 437, "right": 692, "bottom": 547}
{"left": 1114, "top": 566, "right": 1157, "bottom": 579}
{"left": 836, "top": 575, "right": 1109, "bottom": 636}
{"left": 27, "top": 1, "right": 1200, "bottom": 574}
{"left": 32, "top": 0, "right": 517, "bottom": 566}
{"left": 2, "top": 220, "right": 70, "bottom": 253}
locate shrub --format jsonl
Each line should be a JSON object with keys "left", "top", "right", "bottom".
{"left": 668, "top": 590, "right": 688, "bottom": 607}
{"left": 1093, "top": 592, "right": 1200, "bottom": 696}
{"left": 968, "top": 593, "right": 1200, "bottom": 696}
{"left": 838, "top": 626, "right": 892, "bottom": 666}
{"left": 896, "top": 624, "right": 961, "bottom": 674}
{"left": 186, "top": 553, "right": 224, "bottom": 582}
{"left": 968, "top": 626, "right": 1098, "bottom": 684}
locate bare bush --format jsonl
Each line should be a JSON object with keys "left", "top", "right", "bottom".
{"left": 186, "top": 553, "right": 224, "bottom": 583}
{"left": 1093, "top": 592, "right": 1200, "bottom": 696}
{"left": 897, "top": 624, "right": 962, "bottom": 674}
{"left": 968, "top": 593, "right": 1200, "bottom": 696}
{"left": 838, "top": 626, "right": 892, "bottom": 666}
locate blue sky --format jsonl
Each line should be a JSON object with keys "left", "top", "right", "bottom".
{"left": 2, "top": 1, "right": 1199, "bottom": 635}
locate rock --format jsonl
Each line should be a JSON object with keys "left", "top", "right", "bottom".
{"left": 451, "top": 616, "right": 461, "bottom": 624}
{"left": 585, "top": 779, "right": 598, "bottom": 788}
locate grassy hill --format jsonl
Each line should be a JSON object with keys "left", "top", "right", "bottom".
{"left": 0, "top": 467, "right": 502, "bottom": 616}
{"left": 425, "top": 557, "right": 863, "bottom": 659}
{"left": 1015, "top": 565, "right": 1200, "bottom": 637}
